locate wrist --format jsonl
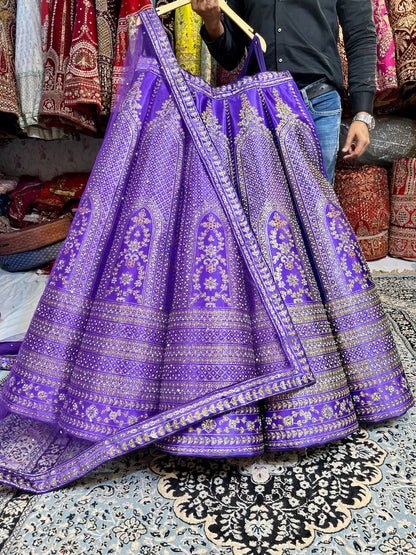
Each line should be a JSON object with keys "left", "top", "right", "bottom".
{"left": 204, "top": 19, "right": 224, "bottom": 40}
{"left": 352, "top": 112, "right": 375, "bottom": 131}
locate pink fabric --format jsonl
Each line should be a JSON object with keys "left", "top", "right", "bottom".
{"left": 372, "top": 0, "right": 399, "bottom": 110}
{"left": 337, "top": 0, "right": 400, "bottom": 114}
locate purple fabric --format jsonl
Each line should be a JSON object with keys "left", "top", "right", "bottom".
{"left": 0, "top": 342, "right": 22, "bottom": 356}
{"left": 0, "top": 7, "right": 413, "bottom": 492}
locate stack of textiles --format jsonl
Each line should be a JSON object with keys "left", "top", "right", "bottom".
{"left": 0, "top": 173, "right": 89, "bottom": 271}
{"left": 334, "top": 165, "right": 390, "bottom": 261}
{"left": 389, "top": 158, "right": 416, "bottom": 260}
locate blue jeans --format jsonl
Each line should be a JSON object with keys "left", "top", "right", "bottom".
{"left": 300, "top": 86, "right": 342, "bottom": 184}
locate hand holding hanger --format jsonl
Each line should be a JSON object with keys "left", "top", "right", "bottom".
{"left": 156, "top": 0, "right": 267, "bottom": 53}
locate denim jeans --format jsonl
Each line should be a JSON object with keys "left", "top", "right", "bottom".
{"left": 300, "top": 86, "right": 342, "bottom": 185}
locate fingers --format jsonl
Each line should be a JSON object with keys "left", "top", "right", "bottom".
{"left": 191, "top": 0, "right": 220, "bottom": 17}
{"left": 191, "top": 0, "right": 223, "bottom": 38}
{"left": 341, "top": 121, "right": 370, "bottom": 160}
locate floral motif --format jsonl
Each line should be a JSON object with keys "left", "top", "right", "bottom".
{"left": 380, "top": 536, "right": 416, "bottom": 555}
{"left": 50, "top": 201, "right": 92, "bottom": 288}
{"left": 152, "top": 429, "right": 389, "bottom": 554}
{"left": 326, "top": 202, "right": 373, "bottom": 292}
{"left": 273, "top": 88, "right": 299, "bottom": 122}
{"left": 105, "top": 208, "right": 152, "bottom": 303}
{"left": 85, "top": 405, "right": 99, "bottom": 422}
{"left": 113, "top": 516, "right": 147, "bottom": 544}
{"left": 267, "top": 211, "right": 313, "bottom": 303}
{"left": 191, "top": 213, "right": 231, "bottom": 308}
{"left": 122, "top": 74, "right": 144, "bottom": 126}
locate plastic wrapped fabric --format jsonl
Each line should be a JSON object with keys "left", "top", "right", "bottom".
{"left": 338, "top": 116, "right": 416, "bottom": 166}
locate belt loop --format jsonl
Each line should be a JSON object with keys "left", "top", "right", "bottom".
{"left": 300, "top": 87, "right": 309, "bottom": 105}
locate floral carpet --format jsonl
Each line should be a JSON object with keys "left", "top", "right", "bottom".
{"left": 0, "top": 274, "right": 416, "bottom": 555}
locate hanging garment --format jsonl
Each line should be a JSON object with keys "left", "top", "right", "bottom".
{"left": 389, "top": 157, "right": 416, "bottom": 260}
{"left": 15, "top": 0, "right": 43, "bottom": 132}
{"left": 389, "top": 0, "right": 416, "bottom": 99}
{"left": 201, "top": 39, "right": 214, "bottom": 85}
{"left": 0, "top": 7, "right": 413, "bottom": 493}
{"left": 39, "top": 0, "right": 98, "bottom": 134}
{"left": 155, "top": 0, "right": 175, "bottom": 50}
{"left": 64, "top": 0, "right": 102, "bottom": 120}
{"left": 334, "top": 165, "right": 390, "bottom": 261}
{"left": 15, "top": 0, "right": 67, "bottom": 139}
{"left": 95, "top": 0, "right": 119, "bottom": 123}
{"left": 372, "top": 0, "right": 400, "bottom": 110}
{"left": 0, "top": 0, "right": 19, "bottom": 134}
{"left": 112, "top": 0, "right": 149, "bottom": 104}
{"left": 174, "top": 4, "right": 202, "bottom": 76}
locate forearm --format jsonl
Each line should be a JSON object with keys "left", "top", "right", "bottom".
{"left": 338, "top": 1, "right": 377, "bottom": 114}
{"left": 200, "top": 17, "right": 247, "bottom": 70}
{"left": 193, "top": 0, "right": 247, "bottom": 71}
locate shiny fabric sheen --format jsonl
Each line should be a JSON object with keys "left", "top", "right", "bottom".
{"left": 0, "top": 7, "right": 412, "bottom": 492}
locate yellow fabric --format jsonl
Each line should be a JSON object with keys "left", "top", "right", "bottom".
{"left": 174, "top": 5, "right": 202, "bottom": 76}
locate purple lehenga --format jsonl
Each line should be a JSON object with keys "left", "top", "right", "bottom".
{"left": 0, "top": 7, "right": 413, "bottom": 492}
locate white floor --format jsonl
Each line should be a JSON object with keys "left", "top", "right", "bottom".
{"left": 0, "top": 267, "right": 49, "bottom": 342}
{"left": 368, "top": 255, "right": 416, "bottom": 274}
{"left": 0, "top": 256, "right": 415, "bottom": 343}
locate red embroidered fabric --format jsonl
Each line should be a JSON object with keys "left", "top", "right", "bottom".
{"left": 64, "top": 0, "right": 101, "bottom": 117}
{"left": 39, "top": 0, "right": 98, "bottom": 134}
{"left": 389, "top": 158, "right": 416, "bottom": 260}
{"left": 334, "top": 165, "right": 390, "bottom": 261}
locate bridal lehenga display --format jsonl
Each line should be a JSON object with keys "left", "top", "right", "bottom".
{"left": 0, "top": 7, "right": 413, "bottom": 493}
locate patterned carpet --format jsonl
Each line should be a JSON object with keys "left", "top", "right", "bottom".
{"left": 0, "top": 274, "right": 416, "bottom": 555}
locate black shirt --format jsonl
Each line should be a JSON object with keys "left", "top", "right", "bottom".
{"left": 201, "top": 0, "right": 377, "bottom": 114}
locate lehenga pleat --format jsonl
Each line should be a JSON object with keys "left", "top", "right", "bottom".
{"left": 0, "top": 7, "right": 412, "bottom": 492}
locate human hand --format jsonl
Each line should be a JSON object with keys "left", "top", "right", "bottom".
{"left": 341, "top": 117, "right": 371, "bottom": 160}
{"left": 191, "top": 0, "right": 224, "bottom": 39}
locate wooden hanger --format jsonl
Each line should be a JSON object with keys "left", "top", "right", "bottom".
{"left": 156, "top": 0, "right": 267, "bottom": 53}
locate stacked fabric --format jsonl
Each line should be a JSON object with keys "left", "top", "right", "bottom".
{"left": 0, "top": 173, "right": 89, "bottom": 271}
{"left": 389, "top": 158, "right": 416, "bottom": 260}
{"left": 334, "top": 165, "right": 390, "bottom": 261}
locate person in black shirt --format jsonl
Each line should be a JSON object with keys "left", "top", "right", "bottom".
{"left": 191, "top": 0, "right": 377, "bottom": 184}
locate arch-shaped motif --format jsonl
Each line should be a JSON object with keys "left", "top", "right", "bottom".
{"left": 104, "top": 207, "right": 153, "bottom": 303}
{"left": 267, "top": 211, "right": 313, "bottom": 304}
{"left": 325, "top": 203, "right": 373, "bottom": 293}
{"left": 50, "top": 198, "right": 93, "bottom": 289}
{"left": 190, "top": 213, "right": 231, "bottom": 308}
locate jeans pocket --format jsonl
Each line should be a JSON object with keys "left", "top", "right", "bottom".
{"left": 308, "top": 90, "right": 341, "bottom": 116}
